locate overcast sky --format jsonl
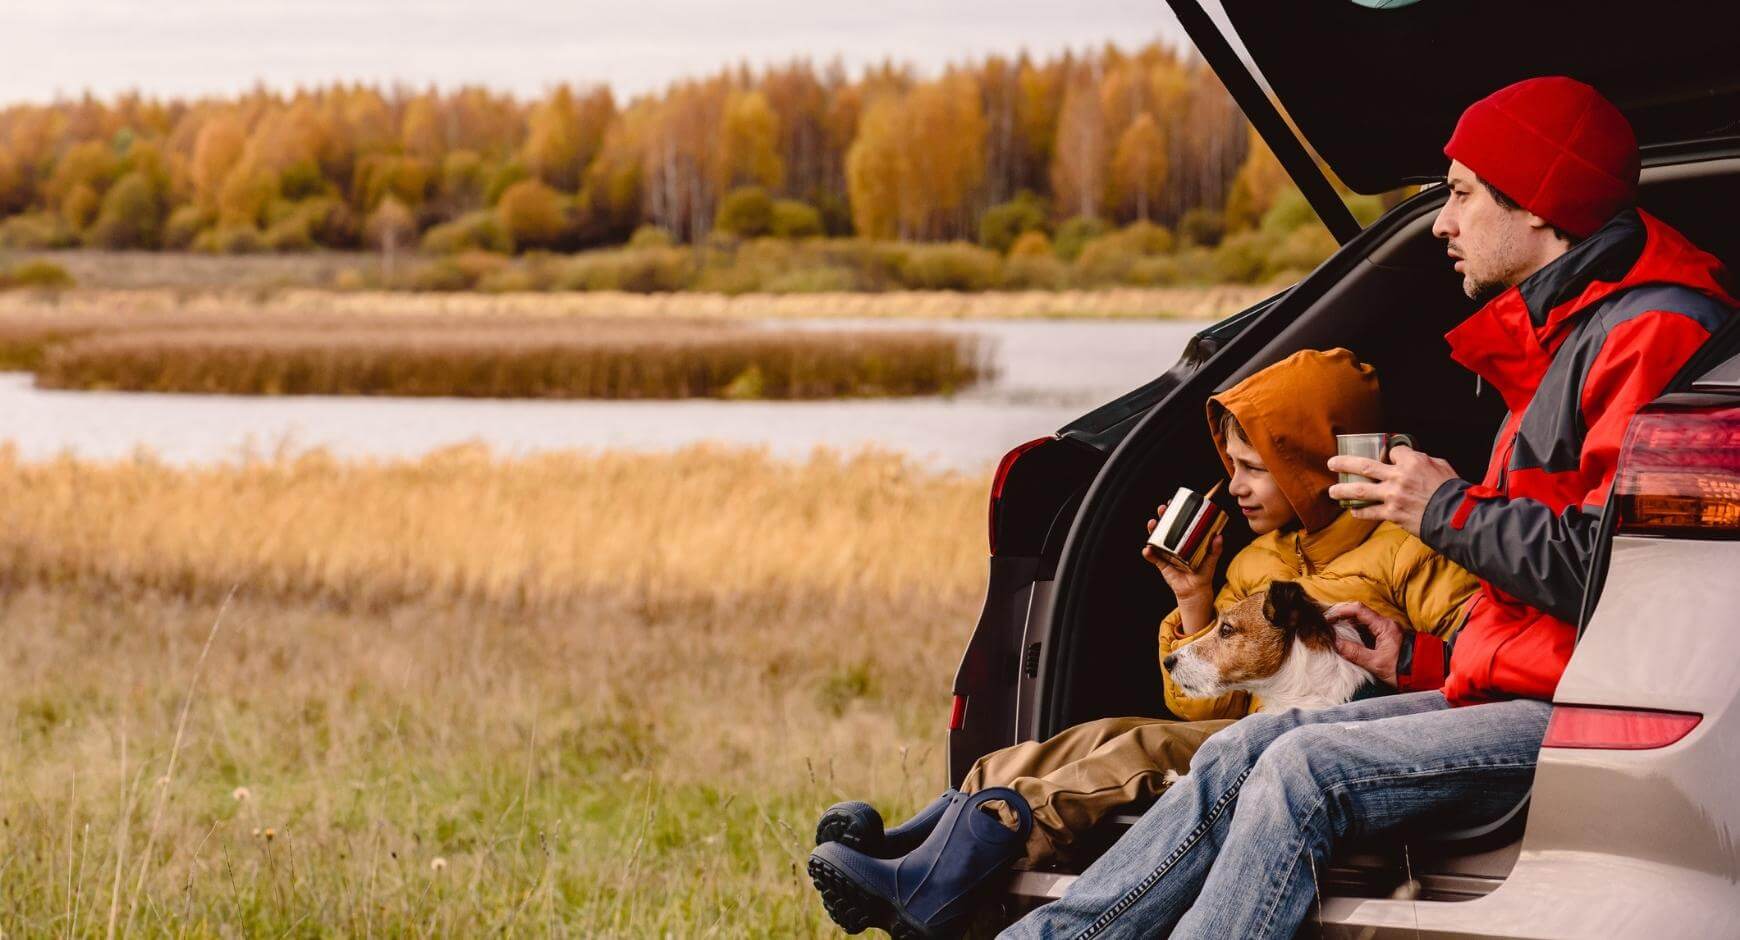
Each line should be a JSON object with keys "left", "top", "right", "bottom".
{"left": 4, "top": 0, "right": 1190, "bottom": 105}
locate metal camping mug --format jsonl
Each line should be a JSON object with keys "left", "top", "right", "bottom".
{"left": 1336, "top": 432, "right": 1415, "bottom": 509}
{"left": 1146, "top": 484, "right": 1228, "bottom": 569}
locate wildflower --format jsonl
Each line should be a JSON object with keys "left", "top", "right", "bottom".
{"left": 263, "top": 827, "right": 276, "bottom": 841}
{"left": 430, "top": 857, "right": 448, "bottom": 872}
{"left": 232, "top": 787, "right": 251, "bottom": 802}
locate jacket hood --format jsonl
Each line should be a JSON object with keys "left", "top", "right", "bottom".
{"left": 1446, "top": 208, "right": 1738, "bottom": 411}
{"left": 1207, "top": 348, "right": 1382, "bottom": 534}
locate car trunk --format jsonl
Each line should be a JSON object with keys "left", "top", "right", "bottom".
{"left": 997, "top": 150, "right": 1740, "bottom": 914}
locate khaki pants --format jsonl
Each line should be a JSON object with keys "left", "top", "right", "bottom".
{"left": 961, "top": 716, "right": 1235, "bottom": 867}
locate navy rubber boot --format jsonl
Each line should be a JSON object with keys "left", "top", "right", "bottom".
{"left": 807, "top": 787, "right": 1032, "bottom": 939}
{"left": 814, "top": 789, "right": 958, "bottom": 858}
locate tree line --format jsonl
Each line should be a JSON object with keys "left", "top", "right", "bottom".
{"left": 0, "top": 40, "right": 1305, "bottom": 256}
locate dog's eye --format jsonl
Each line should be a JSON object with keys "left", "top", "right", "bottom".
{"left": 1217, "top": 620, "right": 1232, "bottom": 638}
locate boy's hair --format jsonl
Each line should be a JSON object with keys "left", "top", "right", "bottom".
{"left": 1219, "top": 409, "right": 1246, "bottom": 444}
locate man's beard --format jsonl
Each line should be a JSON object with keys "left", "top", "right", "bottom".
{"left": 1465, "top": 275, "right": 1509, "bottom": 304}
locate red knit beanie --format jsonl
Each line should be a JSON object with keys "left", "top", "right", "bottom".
{"left": 1443, "top": 76, "right": 1639, "bottom": 238}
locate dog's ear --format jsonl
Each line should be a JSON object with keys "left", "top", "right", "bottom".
{"left": 1262, "top": 581, "right": 1334, "bottom": 646}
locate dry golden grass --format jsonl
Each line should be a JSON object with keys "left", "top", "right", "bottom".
{"left": 0, "top": 445, "right": 986, "bottom": 934}
{"left": 0, "top": 284, "right": 1266, "bottom": 322}
{"left": 0, "top": 305, "right": 988, "bottom": 399}
{"left": 32, "top": 323, "right": 986, "bottom": 399}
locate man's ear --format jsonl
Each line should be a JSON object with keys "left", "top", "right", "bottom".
{"left": 1263, "top": 581, "right": 1333, "bottom": 644}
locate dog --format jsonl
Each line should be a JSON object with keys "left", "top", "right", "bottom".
{"left": 1162, "top": 581, "right": 1374, "bottom": 712}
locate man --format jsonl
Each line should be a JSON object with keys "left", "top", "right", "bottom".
{"left": 1001, "top": 76, "right": 1734, "bottom": 939}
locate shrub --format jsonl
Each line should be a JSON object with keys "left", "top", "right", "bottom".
{"left": 627, "top": 225, "right": 675, "bottom": 249}
{"left": 1346, "top": 193, "right": 1387, "bottom": 227}
{"left": 897, "top": 242, "right": 1003, "bottom": 291}
{"left": 410, "top": 250, "right": 514, "bottom": 291}
{"left": 1053, "top": 215, "right": 1108, "bottom": 261}
{"left": 495, "top": 179, "right": 568, "bottom": 251}
{"left": 0, "top": 212, "right": 77, "bottom": 249}
{"left": 162, "top": 205, "right": 210, "bottom": 250}
{"left": 295, "top": 197, "right": 359, "bottom": 248}
{"left": 85, "top": 171, "right": 163, "bottom": 249}
{"left": 769, "top": 199, "right": 823, "bottom": 239}
{"left": 714, "top": 186, "right": 775, "bottom": 238}
{"left": 194, "top": 224, "right": 266, "bottom": 254}
{"left": 421, "top": 209, "right": 511, "bottom": 255}
{"left": 1, "top": 260, "right": 75, "bottom": 290}
{"left": 408, "top": 258, "right": 474, "bottom": 291}
{"left": 484, "top": 161, "right": 530, "bottom": 206}
{"left": 557, "top": 247, "right": 693, "bottom": 293}
{"left": 979, "top": 193, "right": 1049, "bottom": 254}
{"left": 1116, "top": 220, "right": 1175, "bottom": 256}
{"left": 762, "top": 266, "right": 859, "bottom": 293}
{"left": 1001, "top": 254, "right": 1066, "bottom": 289}
{"left": 1073, "top": 238, "right": 1139, "bottom": 286}
{"left": 1259, "top": 188, "right": 1318, "bottom": 236}
{"left": 61, "top": 183, "right": 101, "bottom": 232}
{"left": 1008, "top": 230, "right": 1053, "bottom": 258}
{"left": 262, "top": 214, "right": 316, "bottom": 252}
{"left": 1211, "top": 231, "right": 1277, "bottom": 283}
{"left": 1178, "top": 207, "right": 1226, "bottom": 248}
{"left": 1126, "top": 256, "right": 1182, "bottom": 286}
{"left": 1263, "top": 225, "right": 1338, "bottom": 281}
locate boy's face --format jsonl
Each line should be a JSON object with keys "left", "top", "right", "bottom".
{"left": 1224, "top": 431, "right": 1296, "bottom": 535}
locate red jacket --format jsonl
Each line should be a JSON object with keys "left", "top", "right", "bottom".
{"left": 1414, "top": 209, "right": 1734, "bottom": 706}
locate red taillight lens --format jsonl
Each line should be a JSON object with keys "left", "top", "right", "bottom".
{"left": 948, "top": 694, "right": 968, "bottom": 731}
{"left": 988, "top": 437, "right": 1052, "bottom": 555}
{"left": 1542, "top": 705, "right": 1701, "bottom": 750}
{"left": 1614, "top": 404, "right": 1740, "bottom": 536}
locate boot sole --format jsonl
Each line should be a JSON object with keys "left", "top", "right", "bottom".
{"left": 807, "top": 854, "right": 956, "bottom": 940}
{"left": 815, "top": 803, "right": 880, "bottom": 853}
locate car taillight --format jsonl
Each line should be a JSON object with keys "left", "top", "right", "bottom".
{"left": 948, "top": 694, "right": 968, "bottom": 731}
{"left": 988, "top": 437, "right": 1051, "bottom": 555}
{"left": 1614, "top": 403, "right": 1740, "bottom": 537}
{"left": 1542, "top": 705, "right": 1701, "bottom": 750}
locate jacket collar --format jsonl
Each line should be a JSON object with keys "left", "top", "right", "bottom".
{"left": 1288, "top": 510, "right": 1381, "bottom": 575}
{"left": 1444, "top": 208, "right": 1731, "bottom": 412}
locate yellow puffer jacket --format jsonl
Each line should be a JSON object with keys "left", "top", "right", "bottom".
{"left": 1156, "top": 348, "right": 1478, "bottom": 720}
{"left": 1158, "top": 512, "right": 1477, "bottom": 720}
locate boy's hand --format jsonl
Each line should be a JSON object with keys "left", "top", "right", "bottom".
{"left": 1142, "top": 501, "right": 1222, "bottom": 602}
{"left": 1326, "top": 445, "right": 1460, "bottom": 538}
{"left": 1325, "top": 601, "right": 1403, "bottom": 688}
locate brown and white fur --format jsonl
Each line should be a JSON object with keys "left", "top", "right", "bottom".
{"left": 1162, "top": 581, "right": 1372, "bottom": 713}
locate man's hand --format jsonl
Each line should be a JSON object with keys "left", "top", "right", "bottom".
{"left": 1325, "top": 601, "right": 1404, "bottom": 688}
{"left": 1326, "top": 445, "right": 1460, "bottom": 537}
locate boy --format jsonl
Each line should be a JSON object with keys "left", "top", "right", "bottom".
{"left": 807, "top": 348, "right": 1476, "bottom": 939}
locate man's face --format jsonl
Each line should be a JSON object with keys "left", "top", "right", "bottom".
{"left": 1430, "top": 160, "right": 1536, "bottom": 302}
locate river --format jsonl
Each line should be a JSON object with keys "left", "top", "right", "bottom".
{"left": 0, "top": 318, "right": 1209, "bottom": 470}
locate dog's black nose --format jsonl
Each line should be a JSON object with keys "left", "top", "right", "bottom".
{"left": 1162, "top": 654, "right": 1177, "bottom": 672}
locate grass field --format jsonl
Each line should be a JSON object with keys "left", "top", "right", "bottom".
{"left": 0, "top": 444, "right": 986, "bottom": 935}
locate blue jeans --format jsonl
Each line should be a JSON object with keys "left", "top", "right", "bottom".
{"left": 999, "top": 691, "right": 1552, "bottom": 939}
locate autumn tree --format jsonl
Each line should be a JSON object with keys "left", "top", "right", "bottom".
{"left": 190, "top": 116, "right": 246, "bottom": 212}
{"left": 1051, "top": 68, "right": 1107, "bottom": 221}
{"left": 495, "top": 178, "right": 567, "bottom": 250}
{"left": 1111, "top": 112, "right": 1167, "bottom": 221}
{"left": 717, "top": 90, "right": 784, "bottom": 192}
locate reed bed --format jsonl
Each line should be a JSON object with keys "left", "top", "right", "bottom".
{"left": 0, "top": 304, "right": 990, "bottom": 399}
{"left": 34, "top": 322, "right": 988, "bottom": 399}
{"left": 0, "top": 445, "right": 990, "bottom": 934}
